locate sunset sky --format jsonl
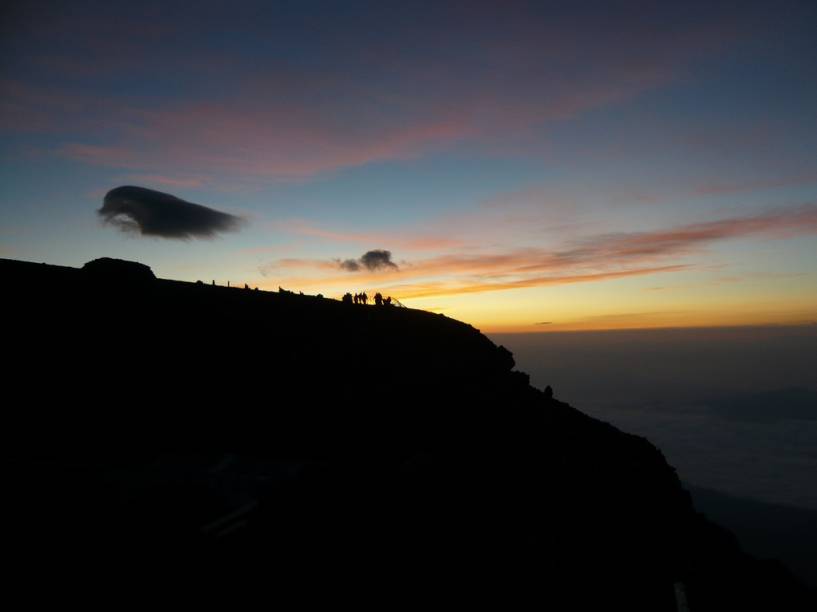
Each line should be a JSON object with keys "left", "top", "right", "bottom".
{"left": 2, "top": 0, "right": 816, "bottom": 331}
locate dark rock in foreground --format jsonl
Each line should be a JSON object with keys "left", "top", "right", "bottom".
{"left": 2, "top": 257, "right": 813, "bottom": 609}
{"left": 81, "top": 256, "right": 156, "bottom": 283}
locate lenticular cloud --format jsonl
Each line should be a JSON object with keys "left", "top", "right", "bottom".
{"left": 99, "top": 185, "right": 244, "bottom": 239}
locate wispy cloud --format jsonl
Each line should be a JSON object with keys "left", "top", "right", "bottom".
{"left": 261, "top": 204, "right": 817, "bottom": 298}
{"left": 384, "top": 266, "right": 692, "bottom": 299}
{"left": 118, "top": 174, "right": 208, "bottom": 189}
{"left": 274, "top": 220, "right": 464, "bottom": 251}
{"left": 692, "top": 172, "right": 817, "bottom": 196}
{"left": 2, "top": 3, "right": 751, "bottom": 181}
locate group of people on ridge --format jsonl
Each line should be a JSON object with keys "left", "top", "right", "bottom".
{"left": 342, "top": 291, "right": 392, "bottom": 306}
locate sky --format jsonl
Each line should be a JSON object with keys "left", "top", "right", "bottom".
{"left": 2, "top": 0, "right": 817, "bottom": 332}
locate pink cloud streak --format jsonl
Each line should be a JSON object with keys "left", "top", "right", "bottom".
{"left": 2, "top": 5, "right": 750, "bottom": 181}
{"left": 262, "top": 204, "right": 817, "bottom": 298}
{"left": 275, "top": 220, "right": 465, "bottom": 251}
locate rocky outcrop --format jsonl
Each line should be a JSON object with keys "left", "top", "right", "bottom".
{"left": 81, "top": 257, "right": 156, "bottom": 283}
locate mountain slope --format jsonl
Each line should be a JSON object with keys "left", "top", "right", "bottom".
{"left": 3, "top": 257, "right": 813, "bottom": 609}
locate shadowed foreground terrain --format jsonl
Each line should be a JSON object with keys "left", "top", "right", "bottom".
{"left": 4, "top": 257, "right": 813, "bottom": 609}
{"left": 687, "top": 485, "right": 817, "bottom": 589}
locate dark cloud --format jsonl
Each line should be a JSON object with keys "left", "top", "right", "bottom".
{"left": 361, "top": 250, "right": 398, "bottom": 270}
{"left": 339, "top": 249, "right": 398, "bottom": 272}
{"left": 98, "top": 185, "right": 244, "bottom": 239}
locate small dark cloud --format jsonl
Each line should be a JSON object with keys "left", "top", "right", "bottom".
{"left": 361, "top": 249, "right": 398, "bottom": 271}
{"left": 339, "top": 249, "right": 398, "bottom": 272}
{"left": 534, "top": 321, "right": 552, "bottom": 326}
{"left": 99, "top": 185, "right": 244, "bottom": 239}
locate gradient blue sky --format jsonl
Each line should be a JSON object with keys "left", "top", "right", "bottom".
{"left": 2, "top": 0, "right": 816, "bottom": 330}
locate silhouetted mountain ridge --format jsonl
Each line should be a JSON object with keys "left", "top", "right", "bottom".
{"left": 3, "top": 257, "right": 812, "bottom": 609}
